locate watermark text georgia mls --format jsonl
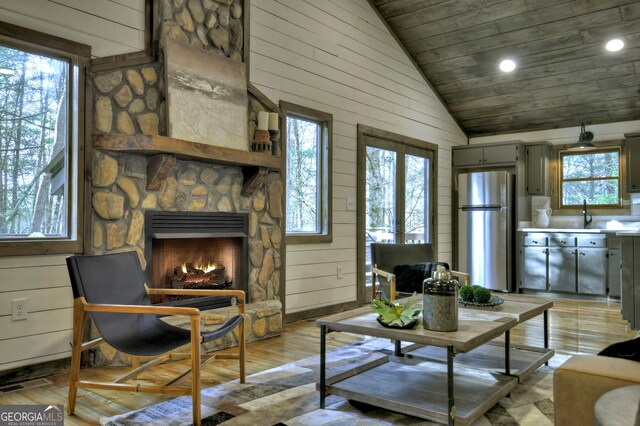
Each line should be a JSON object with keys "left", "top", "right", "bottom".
{"left": 0, "top": 404, "right": 64, "bottom": 426}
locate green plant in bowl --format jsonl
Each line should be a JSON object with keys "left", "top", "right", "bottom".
{"left": 371, "top": 294, "right": 422, "bottom": 328}
{"left": 459, "top": 285, "right": 474, "bottom": 302}
{"left": 473, "top": 286, "right": 492, "bottom": 304}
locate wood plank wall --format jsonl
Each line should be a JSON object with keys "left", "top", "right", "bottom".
{"left": 0, "top": 1, "right": 145, "bottom": 372}
{"left": 249, "top": 0, "right": 467, "bottom": 315}
{"left": 0, "top": 256, "right": 74, "bottom": 371}
{"left": 0, "top": 0, "right": 145, "bottom": 57}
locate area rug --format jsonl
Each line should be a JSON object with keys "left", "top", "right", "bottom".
{"left": 101, "top": 339, "right": 567, "bottom": 426}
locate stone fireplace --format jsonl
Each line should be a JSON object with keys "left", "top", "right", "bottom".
{"left": 144, "top": 211, "right": 249, "bottom": 310}
{"left": 87, "top": 0, "right": 283, "bottom": 367}
{"left": 88, "top": 151, "right": 283, "bottom": 366}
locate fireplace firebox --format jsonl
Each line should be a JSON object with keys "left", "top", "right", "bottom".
{"left": 144, "top": 211, "right": 249, "bottom": 310}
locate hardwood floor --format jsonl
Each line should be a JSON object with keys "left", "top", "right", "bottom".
{"left": 0, "top": 295, "right": 635, "bottom": 425}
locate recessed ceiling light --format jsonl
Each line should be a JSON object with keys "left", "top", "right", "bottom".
{"left": 499, "top": 59, "right": 516, "bottom": 72}
{"left": 605, "top": 39, "right": 624, "bottom": 52}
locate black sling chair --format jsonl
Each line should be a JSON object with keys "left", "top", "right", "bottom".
{"left": 371, "top": 243, "right": 471, "bottom": 301}
{"left": 66, "top": 251, "right": 245, "bottom": 425}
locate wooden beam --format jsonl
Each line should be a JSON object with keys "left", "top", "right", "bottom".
{"left": 146, "top": 154, "right": 176, "bottom": 191}
{"left": 248, "top": 83, "right": 280, "bottom": 113}
{"left": 93, "top": 134, "right": 281, "bottom": 170}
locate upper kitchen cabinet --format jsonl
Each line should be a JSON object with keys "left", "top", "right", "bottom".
{"left": 626, "top": 133, "right": 640, "bottom": 193}
{"left": 525, "top": 144, "right": 550, "bottom": 196}
{"left": 452, "top": 144, "right": 521, "bottom": 167}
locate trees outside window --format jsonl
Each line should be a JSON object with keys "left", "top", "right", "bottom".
{"left": 0, "top": 44, "right": 69, "bottom": 238}
{"left": 0, "top": 22, "right": 88, "bottom": 255}
{"left": 560, "top": 148, "right": 621, "bottom": 207}
{"left": 281, "top": 102, "right": 332, "bottom": 244}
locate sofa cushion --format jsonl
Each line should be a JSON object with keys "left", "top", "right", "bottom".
{"left": 598, "top": 337, "right": 640, "bottom": 362}
{"left": 554, "top": 355, "right": 640, "bottom": 426}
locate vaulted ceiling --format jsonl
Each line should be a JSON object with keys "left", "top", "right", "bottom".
{"left": 372, "top": 0, "right": 640, "bottom": 136}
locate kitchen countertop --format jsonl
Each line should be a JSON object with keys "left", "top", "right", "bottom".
{"left": 519, "top": 228, "right": 639, "bottom": 234}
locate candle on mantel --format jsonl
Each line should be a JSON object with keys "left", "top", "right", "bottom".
{"left": 257, "top": 111, "right": 269, "bottom": 130}
{"left": 268, "top": 112, "right": 279, "bottom": 130}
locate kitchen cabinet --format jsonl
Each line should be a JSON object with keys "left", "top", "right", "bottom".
{"left": 627, "top": 134, "right": 640, "bottom": 193}
{"left": 521, "top": 246, "right": 548, "bottom": 290}
{"left": 525, "top": 144, "right": 550, "bottom": 196}
{"left": 620, "top": 235, "right": 640, "bottom": 329}
{"left": 576, "top": 236, "right": 608, "bottom": 295}
{"left": 519, "top": 232, "right": 608, "bottom": 295}
{"left": 548, "top": 247, "right": 576, "bottom": 292}
{"left": 577, "top": 248, "right": 608, "bottom": 294}
{"left": 608, "top": 237, "right": 622, "bottom": 298}
{"left": 452, "top": 144, "right": 520, "bottom": 167}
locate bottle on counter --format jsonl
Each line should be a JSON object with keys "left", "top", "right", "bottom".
{"left": 422, "top": 265, "right": 459, "bottom": 332}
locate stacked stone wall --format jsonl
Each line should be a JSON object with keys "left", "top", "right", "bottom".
{"left": 159, "top": 0, "right": 244, "bottom": 61}
{"left": 93, "top": 65, "right": 165, "bottom": 136}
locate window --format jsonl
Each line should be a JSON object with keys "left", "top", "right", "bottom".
{"left": 0, "top": 23, "right": 88, "bottom": 255}
{"left": 560, "top": 148, "right": 621, "bottom": 208}
{"left": 281, "top": 101, "right": 332, "bottom": 243}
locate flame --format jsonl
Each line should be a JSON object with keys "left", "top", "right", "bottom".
{"left": 181, "top": 260, "right": 217, "bottom": 273}
{"left": 202, "top": 261, "right": 217, "bottom": 273}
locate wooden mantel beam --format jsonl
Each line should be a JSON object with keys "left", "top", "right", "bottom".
{"left": 93, "top": 134, "right": 281, "bottom": 171}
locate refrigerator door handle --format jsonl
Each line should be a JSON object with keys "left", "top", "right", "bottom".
{"left": 461, "top": 205, "right": 504, "bottom": 211}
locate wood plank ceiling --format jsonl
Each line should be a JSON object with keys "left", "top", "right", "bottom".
{"left": 372, "top": 0, "right": 640, "bottom": 136}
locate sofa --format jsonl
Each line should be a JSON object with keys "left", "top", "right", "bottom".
{"left": 554, "top": 354, "right": 640, "bottom": 425}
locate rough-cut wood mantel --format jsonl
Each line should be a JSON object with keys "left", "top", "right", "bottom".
{"left": 93, "top": 134, "right": 280, "bottom": 195}
{"left": 93, "top": 134, "right": 281, "bottom": 170}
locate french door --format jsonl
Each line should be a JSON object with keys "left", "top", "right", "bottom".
{"left": 357, "top": 128, "right": 436, "bottom": 303}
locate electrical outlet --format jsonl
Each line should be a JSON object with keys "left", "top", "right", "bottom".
{"left": 337, "top": 266, "right": 343, "bottom": 279}
{"left": 346, "top": 198, "right": 356, "bottom": 211}
{"left": 12, "top": 298, "right": 27, "bottom": 321}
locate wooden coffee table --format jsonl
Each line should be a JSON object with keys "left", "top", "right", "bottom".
{"left": 316, "top": 298, "right": 553, "bottom": 425}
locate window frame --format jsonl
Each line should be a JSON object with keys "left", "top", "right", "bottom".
{"left": 557, "top": 145, "right": 623, "bottom": 210}
{"left": 280, "top": 101, "right": 332, "bottom": 244}
{"left": 0, "top": 21, "right": 89, "bottom": 256}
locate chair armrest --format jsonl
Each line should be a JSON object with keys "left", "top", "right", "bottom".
{"left": 450, "top": 270, "right": 470, "bottom": 286}
{"left": 146, "top": 286, "right": 245, "bottom": 301}
{"left": 371, "top": 266, "right": 398, "bottom": 301}
{"left": 82, "top": 300, "right": 200, "bottom": 317}
{"left": 145, "top": 286, "right": 245, "bottom": 313}
{"left": 371, "top": 267, "right": 394, "bottom": 280}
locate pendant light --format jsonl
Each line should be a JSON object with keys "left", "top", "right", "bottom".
{"left": 569, "top": 122, "right": 595, "bottom": 149}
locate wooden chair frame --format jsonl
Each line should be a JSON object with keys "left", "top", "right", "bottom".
{"left": 372, "top": 265, "right": 471, "bottom": 301}
{"left": 67, "top": 287, "right": 246, "bottom": 426}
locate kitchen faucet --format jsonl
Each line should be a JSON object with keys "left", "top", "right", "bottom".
{"left": 583, "top": 199, "right": 593, "bottom": 229}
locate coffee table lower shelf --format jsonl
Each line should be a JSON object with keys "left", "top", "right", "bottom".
{"left": 323, "top": 355, "right": 518, "bottom": 425}
{"left": 404, "top": 341, "right": 555, "bottom": 383}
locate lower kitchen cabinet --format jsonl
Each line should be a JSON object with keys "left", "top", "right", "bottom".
{"left": 608, "top": 250, "right": 622, "bottom": 298}
{"left": 521, "top": 246, "right": 548, "bottom": 290}
{"left": 548, "top": 247, "right": 576, "bottom": 292}
{"left": 608, "top": 237, "right": 622, "bottom": 298}
{"left": 519, "top": 232, "right": 609, "bottom": 295}
{"left": 577, "top": 248, "right": 608, "bottom": 294}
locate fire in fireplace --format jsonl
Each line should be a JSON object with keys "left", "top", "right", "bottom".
{"left": 173, "top": 260, "right": 228, "bottom": 289}
{"left": 144, "top": 211, "right": 249, "bottom": 310}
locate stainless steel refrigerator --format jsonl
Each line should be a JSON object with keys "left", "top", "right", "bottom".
{"left": 457, "top": 170, "right": 512, "bottom": 291}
